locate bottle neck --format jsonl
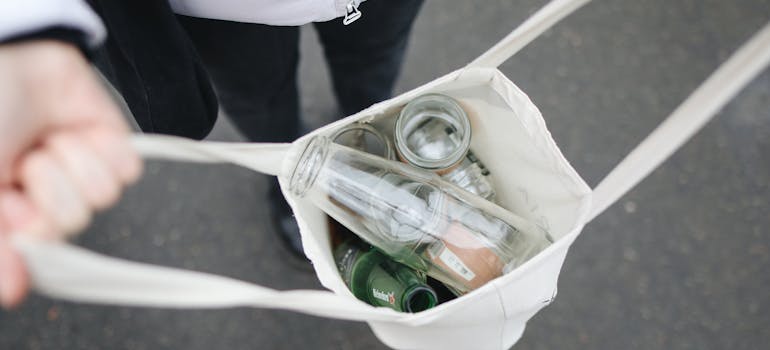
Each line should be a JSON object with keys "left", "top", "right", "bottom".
{"left": 337, "top": 243, "right": 437, "bottom": 313}
{"left": 402, "top": 284, "right": 437, "bottom": 313}
{"left": 289, "top": 136, "right": 330, "bottom": 197}
{"left": 362, "top": 251, "right": 437, "bottom": 313}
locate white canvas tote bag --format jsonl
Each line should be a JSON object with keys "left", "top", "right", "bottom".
{"left": 13, "top": 0, "right": 770, "bottom": 349}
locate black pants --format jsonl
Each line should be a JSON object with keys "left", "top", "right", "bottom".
{"left": 91, "top": 0, "right": 424, "bottom": 143}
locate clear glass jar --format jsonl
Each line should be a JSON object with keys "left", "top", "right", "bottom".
{"left": 288, "top": 136, "right": 552, "bottom": 294}
{"left": 395, "top": 94, "right": 471, "bottom": 173}
{"left": 331, "top": 122, "right": 395, "bottom": 160}
{"left": 395, "top": 94, "right": 496, "bottom": 201}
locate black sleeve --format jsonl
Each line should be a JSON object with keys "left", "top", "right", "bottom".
{"left": 0, "top": 26, "right": 91, "bottom": 58}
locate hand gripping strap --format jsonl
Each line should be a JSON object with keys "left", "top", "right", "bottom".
{"left": 13, "top": 134, "right": 400, "bottom": 321}
{"left": 588, "top": 23, "right": 770, "bottom": 221}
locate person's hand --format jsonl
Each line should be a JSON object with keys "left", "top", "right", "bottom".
{"left": 0, "top": 40, "right": 142, "bottom": 308}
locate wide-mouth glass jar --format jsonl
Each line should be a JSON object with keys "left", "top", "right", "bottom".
{"left": 395, "top": 94, "right": 472, "bottom": 174}
{"left": 331, "top": 122, "right": 394, "bottom": 160}
{"left": 395, "top": 94, "right": 496, "bottom": 201}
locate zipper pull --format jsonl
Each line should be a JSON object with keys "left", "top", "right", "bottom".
{"left": 343, "top": 1, "right": 362, "bottom": 25}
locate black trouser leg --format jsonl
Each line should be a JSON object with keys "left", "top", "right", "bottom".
{"left": 178, "top": 0, "right": 424, "bottom": 201}
{"left": 314, "top": 0, "right": 425, "bottom": 116}
{"left": 177, "top": 17, "right": 301, "bottom": 144}
{"left": 178, "top": 0, "right": 425, "bottom": 143}
{"left": 89, "top": 0, "right": 219, "bottom": 140}
{"left": 177, "top": 17, "right": 306, "bottom": 257}
{"left": 174, "top": 3, "right": 424, "bottom": 258}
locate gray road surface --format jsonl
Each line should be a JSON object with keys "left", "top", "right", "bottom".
{"left": 1, "top": 1, "right": 769, "bottom": 349}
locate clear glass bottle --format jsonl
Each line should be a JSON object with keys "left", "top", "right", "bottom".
{"left": 335, "top": 240, "right": 437, "bottom": 313}
{"left": 288, "top": 136, "right": 552, "bottom": 294}
{"left": 442, "top": 152, "right": 495, "bottom": 201}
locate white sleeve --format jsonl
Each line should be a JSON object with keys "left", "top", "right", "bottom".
{"left": 0, "top": 0, "right": 105, "bottom": 46}
{"left": 169, "top": 0, "right": 354, "bottom": 26}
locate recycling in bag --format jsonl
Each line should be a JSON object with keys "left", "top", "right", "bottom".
{"left": 12, "top": 0, "right": 770, "bottom": 349}
{"left": 292, "top": 131, "right": 551, "bottom": 296}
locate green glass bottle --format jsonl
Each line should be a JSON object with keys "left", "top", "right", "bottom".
{"left": 335, "top": 240, "right": 437, "bottom": 313}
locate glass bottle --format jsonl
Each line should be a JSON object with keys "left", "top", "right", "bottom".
{"left": 442, "top": 151, "right": 495, "bottom": 201}
{"left": 288, "top": 136, "right": 552, "bottom": 295}
{"left": 335, "top": 240, "right": 437, "bottom": 313}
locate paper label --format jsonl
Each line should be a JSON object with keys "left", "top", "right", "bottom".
{"left": 439, "top": 246, "right": 476, "bottom": 281}
{"left": 426, "top": 222, "right": 505, "bottom": 292}
{"left": 372, "top": 288, "right": 396, "bottom": 305}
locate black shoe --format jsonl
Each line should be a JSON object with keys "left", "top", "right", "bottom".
{"left": 268, "top": 179, "right": 314, "bottom": 270}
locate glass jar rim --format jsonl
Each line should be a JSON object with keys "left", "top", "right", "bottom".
{"left": 289, "top": 136, "right": 329, "bottom": 197}
{"left": 331, "top": 122, "right": 395, "bottom": 160}
{"left": 395, "top": 93, "right": 472, "bottom": 171}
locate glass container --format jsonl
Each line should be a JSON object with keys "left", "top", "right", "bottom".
{"left": 335, "top": 240, "right": 437, "bottom": 312}
{"left": 331, "top": 122, "right": 395, "bottom": 160}
{"left": 395, "top": 94, "right": 496, "bottom": 201}
{"left": 288, "top": 136, "right": 552, "bottom": 294}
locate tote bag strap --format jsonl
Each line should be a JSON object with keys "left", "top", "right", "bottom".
{"left": 588, "top": 23, "right": 770, "bottom": 221}
{"left": 466, "top": 0, "right": 592, "bottom": 69}
{"left": 13, "top": 135, "right": 400, "bottom": 322}
{"left": 132, "top": 134, "right": 288, "bottom": 176}
{"left": 14, "top": 238, "right": 395, "bottom": 321}
{"left": 468, "top": 0, "right": 770, "bottom": 222}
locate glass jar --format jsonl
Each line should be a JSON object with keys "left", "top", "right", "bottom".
{"left": 395, "top": 94, "right": 471, "bottom": 174}
{"left": 395, "top": 94, "right": 496, "bottom": 201}
{"left": 288, "top": 136, "right": 552, "bottom": 295}
{"left": 331, "top": 122, "right": 395, "bottom": 160}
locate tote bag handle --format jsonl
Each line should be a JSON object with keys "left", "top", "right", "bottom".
{"left": 131, "top": 134, "right": 288, "bottom": 176}
{"left": 588, "top": 23, "right": 770, "bottom": 221}
{"left": 465, "top": 0, "right": 770, "bottom": 221}
{"left": 13, "top": 237, "right": 399, "bottom": 322}
{"left": 467, "top": 0, "right": 592, "bottom": 69}
{"left": 13, "top": 137, "right": 404, "bottom": 322}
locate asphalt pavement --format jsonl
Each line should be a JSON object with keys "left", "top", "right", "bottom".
{"left": 1, "top": 1, "right": 769, "bottom": 349}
